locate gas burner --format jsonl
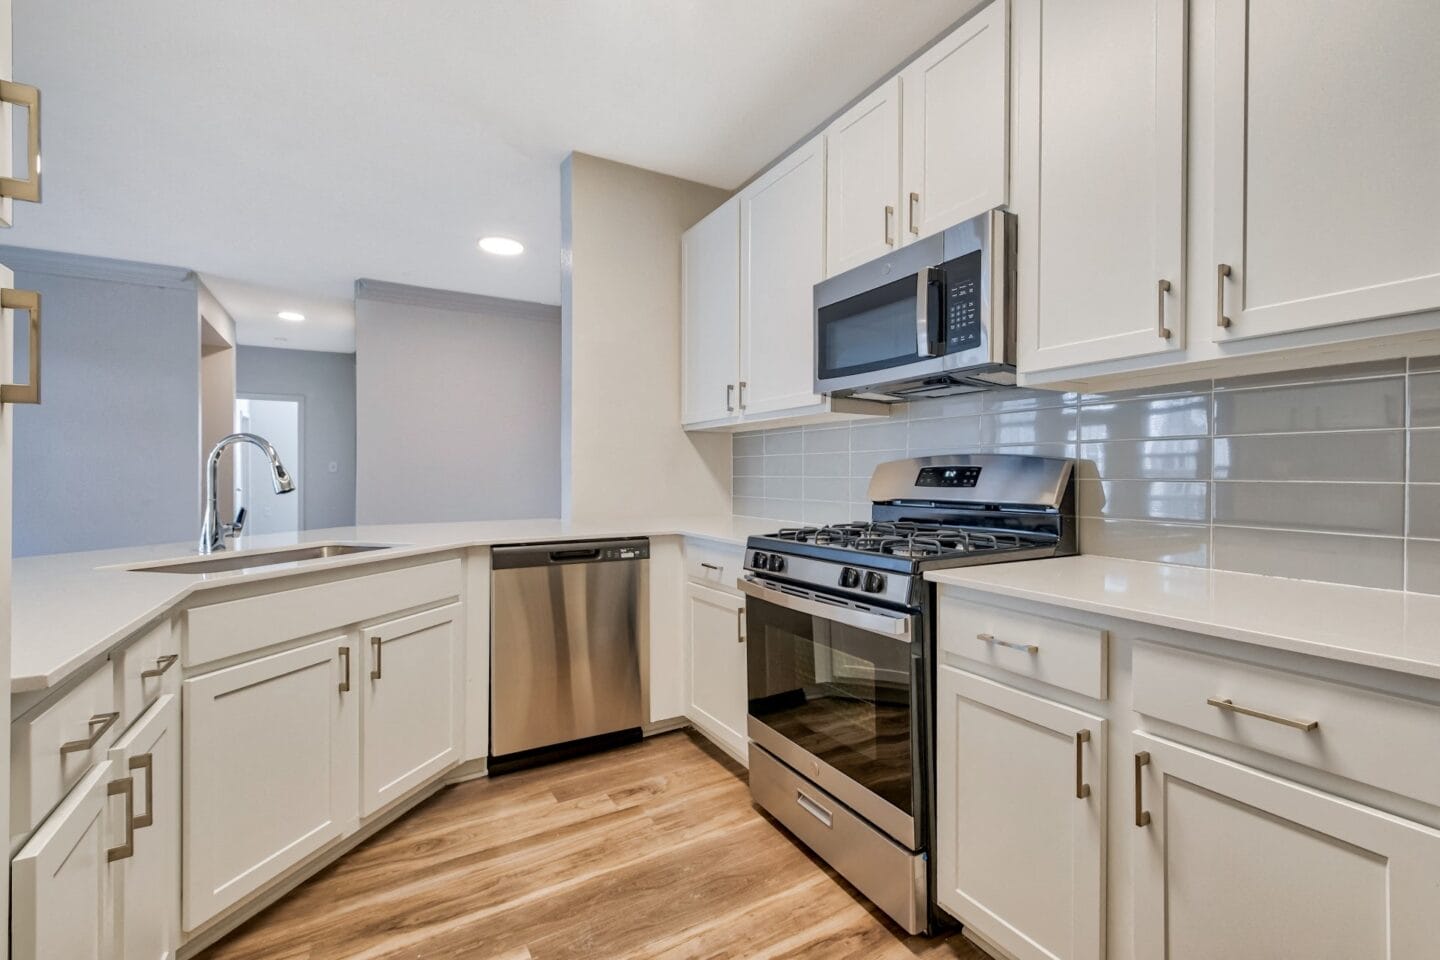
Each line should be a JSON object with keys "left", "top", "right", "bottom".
{"left": 767, "top": 521, "right": 1026, "bottom": 560}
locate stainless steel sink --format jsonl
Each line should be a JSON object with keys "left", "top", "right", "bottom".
{"left": 125, "top": 543, "right": 393, "bottom": 574}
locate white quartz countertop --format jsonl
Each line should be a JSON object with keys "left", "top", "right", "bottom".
{"left": 13, "top": 516, "right": 771, "bottom": 694}
{"left": 925, "top": 555, "right": 1440, "bottom": 681}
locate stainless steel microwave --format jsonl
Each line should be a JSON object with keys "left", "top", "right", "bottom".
{"left": 813, "top": 208, "right": 1016, "bottom": 401}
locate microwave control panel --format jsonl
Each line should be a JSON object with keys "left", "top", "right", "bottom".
{"left": 943, "top": 250, "right": 983, "bottom": 353}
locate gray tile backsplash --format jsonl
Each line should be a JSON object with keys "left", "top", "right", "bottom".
{"left": 732, "top": 356, "right": 1440, "bottom": 594}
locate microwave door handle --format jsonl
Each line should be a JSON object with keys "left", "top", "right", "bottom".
{"left": 915, "top": 268, "right": 943, "bottom": 358}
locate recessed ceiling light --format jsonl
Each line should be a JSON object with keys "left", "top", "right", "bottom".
{"left": 277, "top": 310, "right": 305, "bottom": 322}
{"left": 478, "top": 236, "right": 524, "bottom": 256}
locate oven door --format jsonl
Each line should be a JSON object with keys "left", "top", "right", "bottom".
{"left": 739, "top": 577, "right": 920, "bottom": 849}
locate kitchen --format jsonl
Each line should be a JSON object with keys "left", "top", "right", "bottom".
{"left": 1, "top": 1, "right": 1439, "bottom": 959}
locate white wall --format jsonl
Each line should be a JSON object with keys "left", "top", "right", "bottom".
{"left": 354, "top": 280, "right": 561, "bottom": 524}
{"left": 198, "top": 282, "right": 237, "bottom": 520}
{"left": 561, "top": 153, "right": 732, "bottom": 521}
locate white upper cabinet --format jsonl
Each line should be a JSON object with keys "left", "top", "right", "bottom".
{"left": 681, "top": 198, "right": 741, "bottom": 426}
{"left": 740, "top": 134, "right": 828, "bottom": 417}
{"left": 901, "top": 0, "right": 1009, "bottom": 241}
{"left": 825, "top": 77, "right": 902, "bottom": 276}
{"left": 1210, "top": 0, "right": 1440, "bottom": 342}
{"left": 1013, "top": 0, "right": 1186, "bottom": 372}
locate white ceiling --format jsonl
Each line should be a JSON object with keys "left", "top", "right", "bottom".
{"left": 10, "top": 0, "right": 972, "bottom": 314}
{"left": 201, "top": 275, "right": 357, "bottom": 353}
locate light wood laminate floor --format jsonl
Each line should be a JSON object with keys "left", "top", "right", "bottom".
{"left": 202, "top": 731, "right": 986, "bottom": 960}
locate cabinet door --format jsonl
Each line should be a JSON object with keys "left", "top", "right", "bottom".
{"left": 11, "top": 761, "right": 116, "bottom": 960}
{"left": 825, "top": 77, "right": 902, "bottom": 276}
{"left": 1212, "top": 1, "right": 1440, "bottom": 341}
{"left": 936, "top": 667, "right": 1104, "bottom": 960}
{"left": 901, "top": 0, "right": 1008, "bottom": 241}
{"left": 1133, "top": 732, "right": 1440, "bottom": 959}
{"left": 182, "top": 636, "right": 358, "bottom": 930}
{"left": 1013, "top": 0, "right": 1186, "bottom": 371}
{"left": 108, "top": 695, "right": 179, "bottom": 960}
{"left": 740, "top": 134, "right": 826, "bottom": 417}
{"left": 360, "top": 604, "right": 463, "bottom": 816}
{"left": 685, "top": 582, "right": 748, "bottom": 763}
{"left": 681, "top": 197, "right": 741, "bottom": 426}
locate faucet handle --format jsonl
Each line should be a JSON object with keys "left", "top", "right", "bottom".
{"left": 226, "top": 506, "right": 247, "bottom": 538}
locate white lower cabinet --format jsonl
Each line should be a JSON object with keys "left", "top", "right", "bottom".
{"left": 1132, "top": 732, "right": 1440, "bottom": 959}
{"left": 936, "top": 666, "right": 1105, "bottom": 960}
{"left": 684, "top": 582, "right": 748, "bottom": 763}
{"left": 183, "top": 635, "right": 359, "bottom": 930}
{"left": 360, "top": 604, "right": 463, "bottom": 816}
{"left": 109, "top": 695, "right": 180, "bottom": 960}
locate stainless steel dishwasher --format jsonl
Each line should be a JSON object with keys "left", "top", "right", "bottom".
{"left": 490, "top": 538, "right": 649, "bottom": 771}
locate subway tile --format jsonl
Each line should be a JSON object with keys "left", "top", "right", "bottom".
{"left": 733, "top": 497, "right": 765, "bottom": 518}
{"left": 907, "top": 394, "right": 985, "bottom": 420}
{"left": 802, "top": 500, "right": 852, "bottom": 525}
{"left": 765, "top": 454, "right": 802, "bottom": 478}
{"left": 1411, "top": 355, "right": 1440, "bottom": 374}
{"left": 981, "top": 387, "right": 1076, "bottom": 413}
{"left": 1081, "top": 439, "right": 1210, "bottom": 481}
{"left": 1211, "top": 527, "right": 1404, "bottom": 590}
{"left": 849, "top": 477, "right": 873, "bottom": 501}
{"left": 851, "top": 449, "right": 907, "bottom": 477}
{"left": 850, "top": 420, "right": 909, "bottom": 452}
{"left": 1213, "top": 431, "right": 1405, "bottom": 482}
{"left": 764, "top": 476, "right": 802, "bottom": 501}
{"left": 1079, "top": 394, "right": 1210, "bottom": 441}
{"left": 1213, "top": 482, "right": 1404, "bottom": 537}
{"left": 1412, "top": 372, "right": 1440, "bottom": 428}
{"left": 1078, "top": 479, "right": 1209, "bottom": 523}
{"left": 733, "top": 476, "right": 764, "bottom": 499}
{"left": 1078, "top": 380, "right": 1212, "bottom": 404}
{"left": 734, "top": 456, "right": 763, "bottom": 477}
{"left": 1079, "top": 518, "right": 1210, "bottom": 567}
{"left": 1213, "top": 377, "right": 1405, "bottom": 435}
{"left": 802, "top": 427, "right": 849, "bottom": 454}
{"left": 763, "top": 429, "right": 803, "bottom": 455}
{"left": 803, "top": 452, "right": 850, "bottom": 477}
{"left": 907, "top": 416, "right": 982, "bottom": 454}
{"left": 734, "top": 433, "right": 764, "bottom": 458}
{"left": 1214, "top": 358, "right": 1406, "bottom": 391}
{"left": 1407, "top": 539, "right": 1440, "bottom": 595}
{"left": 803, "top": 477, "right": 850, "bottom": 503}
{"left": 1409, "top": 484, "right": 1440, "bottom": 539}
{"left": 1412, "top": 430, "right": 1440, "bottom": 482}
{"left": 983, "top": 407, "right": 1079, "bottom": 445}
{"left": 982, "top": 442, "right": 1078, "bottom": 459}
{"left": 761, "top": 499, "right": 804, "bottom": 523}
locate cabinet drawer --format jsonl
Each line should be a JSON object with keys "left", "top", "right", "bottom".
{"left": 1133, "top": 642, "right": 1440, "bottom": 808}
{"left": 685, "top": 540, "right": 746, "bottom": 592}
{"left": 11, "top": 661, "right": 118, "bottom": 839}
{"left": 937, "top": 590, "right": 1108, "bottom": 699}
{"left": 114, "top": 619, "right": 179, "bottom": 730}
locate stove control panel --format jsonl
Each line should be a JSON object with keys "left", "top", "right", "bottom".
{"left": 744, "top": 548, "right": 915, "bottom": 608}
{"left": 915, "top": 465, "right": 981, "bottom": 488}
{"left": 862, "top": 571, "right": 887, "bottom": 594}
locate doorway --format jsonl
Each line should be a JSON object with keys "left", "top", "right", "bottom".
{"left": 234, "top": 395, "right": 303, "bottom": 535}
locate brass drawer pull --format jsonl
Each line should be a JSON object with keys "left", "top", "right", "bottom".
{"left": 370, "top": 636, "right": 383, "bottom": 680}
{"left": 1, "top": 288, "right": 40, "bottom": 405}
{"left": 1074, "top": 729, "right": 1091, "bottom": 800}
{"left": 1207, "top": 697, "right": 1318, "bottom": 732}
{"left": 0, "top": 80, "right": 41, "bottom": 203}
{"left": 1156, "top": 279, "right": 1172, "bottom": 340}
{"left": 977, "top": 632, "right": 1038, "bottom": 654}
{"left": 60, "top": 711, "right": 120, "bottom": 756}
{"left": 140, "top": 654, "right": 178, "bottom": 680}
{"left": 107, "top": 776, "right": 135, "bottom": 862}
{"left": 1216, "top": 263, "right": 1233, "bottom": 328}
{"left": 339, "top": 645, "right": 351, "bottom": 693}
{"left": 1134, "top": 751, "right": 1151, "bottom": 827}
{"left": 128, "top": 753, "right": 155, "bottom": 829}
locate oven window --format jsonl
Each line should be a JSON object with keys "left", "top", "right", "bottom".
{"left": 746, "top": 597, "right": 914, "bottom": 816}
{"left": 817, "top": 273, "right": 924, "bottom": 381}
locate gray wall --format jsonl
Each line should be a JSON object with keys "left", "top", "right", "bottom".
{"left": 732, "top": 357, "right": 1440, "bottom": 595}
{"left": 236, "top": 346, "right": 357, "bottom": 530}
{"left": 4, "top": 249, "right": 201, "bottom": 556}
{"left": 354, "top": 281, "right": 561, "bottom": 524}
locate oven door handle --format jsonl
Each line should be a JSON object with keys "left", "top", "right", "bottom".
{"left": 738, "top": 578, "right": 913, "bottom": 642}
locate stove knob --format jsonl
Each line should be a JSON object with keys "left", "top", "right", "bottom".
{"left": 752, "top": 551, "right": 771, "bottom": 571}
{"left": 862, "top": 571, "right": 887, "bottom": 594}
{"left": 840, "top": 567, "right": 861, "bottom": 589}
{"left": 768, "top": 554, "right": 787, "bottom": 574}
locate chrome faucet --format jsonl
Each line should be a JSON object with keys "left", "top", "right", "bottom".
{"left": 199, "top": 433, "right": 296, "bottom": 554}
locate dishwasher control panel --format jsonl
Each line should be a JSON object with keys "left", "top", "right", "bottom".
{"left": 602, "top": 543, "right": 649, "bottom": 560}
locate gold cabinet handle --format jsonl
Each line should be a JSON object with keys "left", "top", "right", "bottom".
{"left": 0, "top": 80, "right": 41, "bottom": 203}
{"left": 1074, "top": 729, "right": 1092, "bottom": 800}
{"left": 884, "top": 204, "right": 896, "bottom": 246}
{"left": 1134, "top": 751, "right": 1151, "bottom": 827}
{"left": 908, "top": 191, "right": 920, "bottom": 235}
{"left": 1157, "top": 279, "right": 1173, "bottom": 340}
{"left": 140, "top": 654, "right": 178, "bottom": 680}
{"left": 1206, "top": 697, "right": 1318, "bottom": 732}
{"left": 977, "top": 632, "right": 1038, "bottom": 654}
{"left": 60, "top": 711, "right": 119, "bottom": 756}
{"left": 128, "top": 753, "right": 154, "bottom": 829}
{"left": 1216, "top": 263, "right": 1232, "bottom": 328}
{"left": 726, "top": 383, "right": 735, "bottom": 413}
{"left": 338, "top": 645, "right": 351, "bottom": 693}
{"left": 1, "top": 288, "right": 40, "bottom": 405}
{"left": 370, "top": 636, "right": 382, "bottom": 680}
{"left": 738, "top": 608, "right": 747, "bottom": 644}
{"left": 107, "top": 776, "right": 135, "bottom": 862}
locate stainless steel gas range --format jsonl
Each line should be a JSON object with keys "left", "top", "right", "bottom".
{"left": 740, "top": 454, "right": 1077, "bottom": 934}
